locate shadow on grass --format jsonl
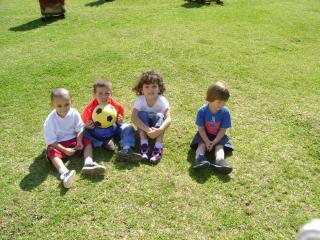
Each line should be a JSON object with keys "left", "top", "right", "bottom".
{"left": 76, "top": 147, "right": 114, "bottom": 184}
{"left": 181, "top": 0, "right": 206, "bottom": 8}
{"left": 181, "top": 0, "right": 223, "bottom": 8}
{"left": 20, "top": 148, "right": 112, "bottom": 193}
{"left": 20, "top": 150, "right": 51, "bottom": 191}
{"left": 9, "top": 17, "right": 62, "bottom": 32}
{"left": 187, "top": 148, "right": 231, "bottom": 183}
{"left": 85, "top": 0, "right": 114, "bottom": 7}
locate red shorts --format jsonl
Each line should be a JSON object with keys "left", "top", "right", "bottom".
{"left": 46, "top": 137, "right": 90, "bottom": 159}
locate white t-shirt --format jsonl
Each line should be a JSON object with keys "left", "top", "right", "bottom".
{"left": 43, "top": 107, "right": 84, "bottom": 146}
{"left": 133, "top": 95, "right": 169, "bottom": 114}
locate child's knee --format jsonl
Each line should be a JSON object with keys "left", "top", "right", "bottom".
{"left": 215, "top": 144, "right": 224, "bottom": 150}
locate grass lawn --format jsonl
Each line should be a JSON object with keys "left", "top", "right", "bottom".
{"left": 0, "top": 0, "right": 319, "bottom": 239}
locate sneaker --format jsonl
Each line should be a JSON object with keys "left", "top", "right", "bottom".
{"left": 103, "top": 139, "right": 115, "bottom": 151}
{"left": 193, "top": 155, "right": 210, "bottom": 169}
{"left": 150, "top": 148, "right": 162, "bottom": 164}
{"left": 60, "top": 170, "right": 76, "bottom": 188}
{"left": 141, "top": 144, "right": 149, "bottom": 161}
{"left": 118, "top": 148, "right": 142, "bottom": 162}
{"left": 216, "top": 0, "right": 224, "bottom": 4}
{"left": 211, "top": 159, "right": 233, "bottom": 174}
{"left": 82, "top": 162, "right": 106, "bottom": 175}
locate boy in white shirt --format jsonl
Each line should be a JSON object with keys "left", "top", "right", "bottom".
{"left": 44, "top": 88, "right": 105, "bottom": 188}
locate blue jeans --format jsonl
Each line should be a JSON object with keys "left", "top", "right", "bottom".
{"left": 137, "top": 111, "right": 164, "bottom": 128}
{"left": 84, "top": 123, "right": 135, "bottom": 149}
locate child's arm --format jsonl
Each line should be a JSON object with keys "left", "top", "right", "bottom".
{"left": 50, "top": 143, "right": 77, "bottom": 156}
{"left": 82, "top": 101, "right": 95, "bottom": 129}
{"left": 212, "top": 128, "right": 227, "bottom": 146}
{"left": 131, "top": 108, "right": 152, "bottom": 133}
{"left": 74, "top": 131, "right": 84, "bottom": 150}
{"left": 159, "top": 108, "right": 171, "bottom": 131}
{"left": 148, "top": 108, "right": 171, "bottom": 138}
{"left": 198, "top": 126, "right": 214, "bottom": 151}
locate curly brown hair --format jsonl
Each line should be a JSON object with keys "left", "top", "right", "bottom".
{"left": 133, "top": 70, "right": 166, "bottom": 95}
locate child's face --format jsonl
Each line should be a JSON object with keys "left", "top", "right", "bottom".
{"left": 141, "top": 83, "right": 160, "bottom": 99}
{"left": 209, "top": 99, "right": 225, "bottom": 112}
{"left": 52, "top": 97, "right": 71, "bottom": 118}
{"left": 95, "top": 86, "right": 112, "bottom": 105}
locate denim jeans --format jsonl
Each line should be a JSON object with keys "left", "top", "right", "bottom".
{"left": 137, "top": 111, "right": 164, "bottom": 128}
{"left": 84, "top": 123, "right": 135, "bottom": 149}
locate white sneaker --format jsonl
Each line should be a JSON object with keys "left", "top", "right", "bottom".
{"left": 60, "top": 170, "right": 76, "bottom": 188}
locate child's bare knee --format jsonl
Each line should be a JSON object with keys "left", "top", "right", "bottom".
{"left": 215, "top": 144, "right": 223, "bottom": 150}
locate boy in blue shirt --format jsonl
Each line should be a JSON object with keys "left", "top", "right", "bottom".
{"left": 190, "top": 81, "right": 233, "bottom": 174}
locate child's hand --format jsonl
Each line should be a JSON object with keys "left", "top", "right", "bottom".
{"left": 64, "top": 148, "right": 77, "bottom": 156}
{"left": 117, "top": 115, "right": 123, "bottom": 125}
{"left": 85, "top": 120, "right": 95, "bottom": 129}
{"left": 146, "top": 128, "right": 159, "bottom": 139}
{"left": 205, "top": 141, "right": 214, "bottom": 152}
{"left": 74, "top": 142, "right": 83, "bottom": 151}
{"left": 151, "top": 127, "right": 163, "bottom": 138}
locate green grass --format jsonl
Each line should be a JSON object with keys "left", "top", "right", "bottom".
{"left": 1, "top": 0, "right": 320, "bottom": 239}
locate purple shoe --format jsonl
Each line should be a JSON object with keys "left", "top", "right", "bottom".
{"left": 141, "top": 144, "right": 149, "bottom": 161}
{"left": 150, "top": 147, "right": 162, "bottom": 164}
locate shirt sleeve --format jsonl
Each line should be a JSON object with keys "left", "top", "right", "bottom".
{"left": 74, "top": 110, "right": 84, "bottom": 133}
{"left": 221, "top": 108, "right": 231, "bottom": 128}
{"left": 161, "top": 96, "right": 170, "bottom": 110}
{"left": 82, "top": 101, "right": 93, "bottom": 124}
{"left": 195, "top": 107, "right": 205, "bottom": 127}
{"left": 133, "top": 97, "right": 141, "bottom": 111}
{"left": 110, "top": 98, "right": 125, "bottom": 118}
{"left": 44, "top": 117, "right": 57, "bottom": 146}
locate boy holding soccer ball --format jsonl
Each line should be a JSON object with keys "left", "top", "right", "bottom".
{"left": 82, "top": 78, "right": 142, "bottom": 163}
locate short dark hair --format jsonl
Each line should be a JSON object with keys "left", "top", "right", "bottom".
{"left": 133, "top": 70, "right": 166, "bottom": 95}
{"left": 206, "top": 81, "right": 230, "bottom": 102}
{"left": 93, "top": 78, "right": 112, "bottom": 93}
{"left": 50, "top": 88, "right": 71, "bottom": 102}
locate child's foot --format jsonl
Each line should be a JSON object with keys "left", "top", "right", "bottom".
{"left": 118, "top": 148, "right": 142, "bottom": 162}
{"left": 140, "top": 144, "right": 149, "bottom": 161}
{"left": 60, "top": 170, "right": 76, "bottom": 188}
{"left": 193, "top": 155, "right": 210, "bottom": 169}
{"left": 103, "top": 139, "right": 115, "bottom": 151}
{"left": 216, "top": 0, "right": 224, "bottom": 4}
{"left": 150, "top": 148, "right": 162, "bottom": 164}
{"left": 211, "top": 159, "right": 233, "bottom": 174}
{"left": 82, "top": 162, "right": 106, "bottom": 175}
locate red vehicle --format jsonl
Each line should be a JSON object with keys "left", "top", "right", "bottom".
{"left": 39, "top": 0, "right": 66, "bottom": 21}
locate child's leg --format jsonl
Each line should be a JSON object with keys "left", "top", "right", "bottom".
{"left": 139, "top": 129, "right": 149, "bottom": 160}
{"left": 196, "top": 143, "right": 206, "bottom": 158}
{"left": 83, "top": 142, "right": 93, "bottom": 165}
{"left": 50, "top": 156, "right": 68, "bottom": 175}
{"left": 82, "top": 142, "right": 106, "bottom": 175}
{"left": 193, "top": 143, "right": 210, "bottom": 168}
{"left": 150, "top": 133, "right": 164, "bottom": 164}
{"left": 49, "top": 156, "right": 76, "bottom": 188}
{"left": 214, "top": 145, "right": 225, "bottom": 161}
{"left": 212, "top": 145, "right": 232, "bottom": 174}
{"left": 117, "top": 123, "right": 142, "bottom": 162}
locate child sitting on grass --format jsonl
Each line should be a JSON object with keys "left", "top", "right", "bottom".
{"left": 82, "top": 78, "right": 142, "bottom": 162}
{"left": 131, "top": 70, "right": 171, "bottom": 164}
{"left": 190, "top": 81, "right": 233, "bottom": 174}
{"left": 44, "top": 88, "right": 105, "bottom": 189}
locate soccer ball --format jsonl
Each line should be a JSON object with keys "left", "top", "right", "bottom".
{"left": 92, "top": 104, "right": 117, "bottom": 128}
